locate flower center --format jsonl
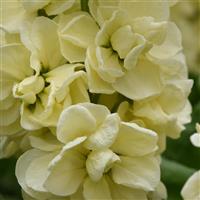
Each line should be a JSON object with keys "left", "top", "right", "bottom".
{"left": 85, "top": 149, "right": 120, "bottom": 182}
{"left": 13, "top": 75, "right": 45, "bottom": 104}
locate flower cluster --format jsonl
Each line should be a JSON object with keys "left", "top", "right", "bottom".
{"left": 0, "top": 1, "right": 193, "bottom": 200}
{"left": 181, "top": 123, "right": 200, "bottom": 200}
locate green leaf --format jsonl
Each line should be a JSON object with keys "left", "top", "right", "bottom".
{"left": 161, "top": 157, "right": 195, "bottom": 185}
{"left": 161, "top": 157, "right": 196, "bottom": 200}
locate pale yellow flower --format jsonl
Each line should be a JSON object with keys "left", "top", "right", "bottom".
{"left": 116, "top": 77, "right": 193, "bottom": 152}
{"left": 84, "top": 7, "right": 187, "bottom": 101}
{"left": 181, "top": 171, "right": 200, "bottom": 200}
{"left": 0, "top": 0, "right": 35, "bottom": 33}
{"left": 0, "top": 136, "right": 19, "bottom": 158}
{"left": 0, "top": 0, "right": 80, "bottom": 33}
{"left": 58, "top": 11, "right": 99, "bottom": 63}
{"left": 21, "top": 0, "right": 80, "bottom": 16}
{"left": 0, "top": 128, "right": 52, "bottom": 158}
{"left": 190, "top": 123, "right": 200, "bottom": 148}
{"left": 0, "top": 17, "right": 89, "bottom": 135}
{"left": 181, "top": 123, "right": 200, "bottom": 200}
{"left": 148, "top": 182, "right": 167, "bottom": 200}
{"left": 88, "top": 0, "right": 171, "bottom": 26}
{"left": 16, "top": 103, "right": 160, "bottom": 200}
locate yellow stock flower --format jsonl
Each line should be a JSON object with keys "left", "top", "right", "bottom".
{"left": 181, "top": 170, "right": 200, "bottom": 200}
{"left": 0, "top": 16, "right": 89, "bottom": 135}
{"left": 16, "top": 103, "right": 160, "bottom": 200}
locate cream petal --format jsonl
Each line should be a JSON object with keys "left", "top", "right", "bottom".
{"left": 181, "top": 171, "right": 200, "bottom": 200}
{"left": 149, "top": 22, "right": 182, "bottom": 59}
{"left": 1, "top": 44, "right": 32, "bottom": 80}
{"left": 158, "top": 80, "right": 193, "bottom": 114}
{"left": 0, "top": 100, "right": 20, "bottom": 126}
{"left": 112, "top": 122, "right": 158, "bottom": 157}
{"left": 57, "top": 104, "right": 96, "bottom": 143}
{"left": 20, "top": 103, "right": 43, "bottom": 130}
{"left": 0, "top": 94, "right": 16, "bottom": 110}
{"left": 119, "top": 0, "right": 170, "bottom": 21}
{"left": 1, "top": 1, "right": 35, "bottom": 33}
{"left": 85, "top": 46, "right": 115, "bottom": 94}
{"left": 59, "top": 37, "right": 86, "bottom": 63}
{"left": 83, "top": 176, "right": 112, "bottom": 200}
{"left": 16, "top": 149, "right": 53, "bottom": 199}
{"left": 148, "top": 181, "right": 167, "bottom": 200}
{"left": 112, "top": 156, "right": 160, "bottom": 191}
{"left": 22, "top": 0, "right": 50, "bottom": 13}
{"left": 44, "top": 64, "right": 84, "bottom": 90}
{"left": 79, "top": 103, "right": 110, "bottom": 126}
{"left": 31, "top": 17, "right": 65, "bottom": 69}
{"left": 190, "top": 133, "right": 200, "bottom": 148}
{"left": 69, "top": 76, "right": 90, "bottom": 104}
{"left": 96, "top": 47, "right": 124, "bottom": 83}
{"left": 59, "top": 12, "right": 98, "bottom": 63}
{"left": 44, "top": 143, "right": 86, "bottom": 196}
{"left": 110, "top": 25, "right": 136, "bottom": 59}
{"left": 22, "top": 190, "right": 71, "bottom": 200}
{"left": 0, "top": 79, "right": 14, "bottom": 101}
{"left": 0, "top": 136, "right": 18, "bottom": 159}
{"left": 86, "top": 149, "right": 120, "bottom": 181}
{"left": 22, "top": 190, "right": 37, "bottom": 200}
{"left": 124, "top": 34, "right": 146, "bottom": 70}
{"left": 113, "top": 58, "right": 162, "bottom": 100}
{"left": 45, "top": 0, "right": 75, "bottom": 15}
{"left": 29, "top": 131, "right": 62, "bottom": 152}
{"left": 84, "top": 113, "right": 120, "bottom": 150}
{"left": 196, "top": 124, "right": 200, "bottom": 133}
{"left": 88, "top": 0, "right": 119, "bottom": 26}
{"left": 133, "top": 100, "right": 184, "bottom": 139}
{"left": 106, "top": 176, "right": 147, "bottom": 200}
{"left": 131, "top": 17, "right": 167, "bottom": 45}
{"left": 25, "top": 152, "right": 57, "bottom": 192}
{"left": 59, "top": 12, "right": 98, "bottom": 48}
{"left": 0, "top": 118, "right": 23, "bottom": 136}
{"left": 95, "top": 10, "right": 128, "bottom": 46}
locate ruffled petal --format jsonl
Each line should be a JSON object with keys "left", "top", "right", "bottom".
{"left": 85, "top": 46, "right": 115, "bottom": 94}
{"left": 29, "top": 130, "right": 62, "bottom": 151}
{"left": 106, "top": 176, "right": 147, "bottom": 200}
{"left": 83, "top": 176, "right": 112, "bottom": 200}
{"left": 113, "top": 58, "right": 162, "bottom": 100}
{"left": 149, "top": 22, "right": 182, "bottom": 59}
{"left": 190, "top": 133, "right": 200, "bottom": 148}
{"left": 181, "top": 171, "right": 200, "bottom": 200}
{"left": 22, "top": 0, "right": 50, "bottom": 13}
{"left": 45, "top": 0, "right": 75, "bottom": 15}
{"left": 111, "top": 122, "right": 158, "bottom": 157}
{"left": 86, "top": 149, "right": 120, "bottom": 181}
{"left": 59, "top": 12, "right": 98, "bottom": 63}
{"left": 25, "top": 152, "right": 57, "bottom": 192}
{"left": 16, "top": 149, "right": 53, "bottom": 199}
{"left": 1, "top": 44, "right": 32, "bottom": 81}
{"left": 84, "top": 113, "right": 120, "bottom": 150}
{"left": 57, "top": 104, "right": 96, "bottom": 143}
{"left": 112, "top": 155, "right": 160, "bottom": 191}
{"left": 119, "top": 0, "right": 170, "bottom": 21}
{"left": 30, "top": 17, "right": 65, "bottom": 69}
{"left": 44, "top": 138, "right": 86, "bottom": 196}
